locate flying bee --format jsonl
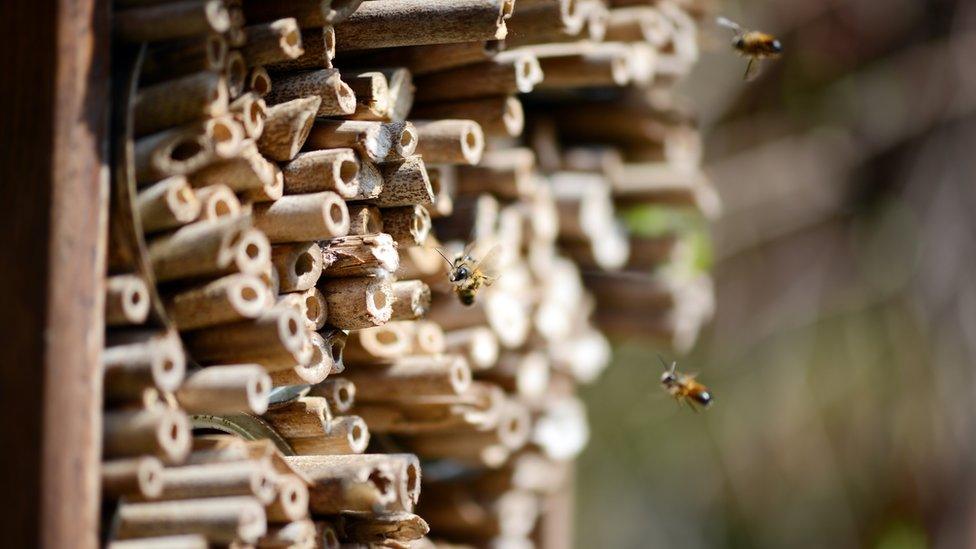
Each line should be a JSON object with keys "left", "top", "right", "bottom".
{"left": 659, "top": 356, "right": 713, "bottom": 411}
{"left": 437, "top": 242, "right": 500, "bottom": 306}
{"left": 717, "top": 16, "right": 782, "bottom": 81}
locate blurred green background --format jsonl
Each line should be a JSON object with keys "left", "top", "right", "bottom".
{"left": 577, "top": 0, "right": 976, "bottom": 547}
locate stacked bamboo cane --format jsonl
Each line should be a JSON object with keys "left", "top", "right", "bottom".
{"left": 102, "top": 0, "right": 716, "bottom": 546}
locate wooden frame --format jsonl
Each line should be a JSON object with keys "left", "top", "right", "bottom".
{"left": 0, "top": 0, "right": 108, "bottom": 547}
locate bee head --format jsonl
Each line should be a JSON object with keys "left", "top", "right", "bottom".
{"left": 660, "top": 371, "right": 678, "bottom": 386}
{"left": 770, "top": 39, "right": 782, "bottom": 53}
{"left": 733, "top": 36, "right": 745, "bottom": 49}
{"left": 451, "top": 265, "right": 470, "bottom": 283}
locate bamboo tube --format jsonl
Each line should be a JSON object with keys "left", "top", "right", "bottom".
{"left": 227, "top": 5, "right": 246, "bottom": 47}
{"left": 194, "top": 184, "right": 241, "bottom": 222}
{"left": 257, "top": 519, "right": 316, "bottom": 547}
{"left": 153, "top": 460, "right": 278, "bottom": 504}
{"left": 321, "top": 233, "right": 399, "bottom": 278}
{"left": 107, "top": 535, "right": 208, "bottom": 549}
{"left": 265, "top": 69, "right": 356, "bottom": 116}
{"left": 137, "top": 175, "right": 201, "bottom": 233}
{"left": 249, "top": 66, "right": 273, "bottom": 96}
{"left": 479, "top": 351, "right": 551, "bottom": 401}
{"left": 378, "top": 67, "right": 415, "bottom": 123}
{"left": 243, "top": 18, "right": 305, "bottom": 67}
{"left": 115, "top": 497, "right": 267, "bottom": 544}
{"left": 320, "top": 276, "right": 393, "bottom": 329}
{"left": 323, "top": 454, "right": 421, "bottom": 512}
{"left": 290, "top": 415, "right": 370, "bottom": 454}
{"left": 266, "top": 475, "right": 310, "bottom": 522}
{"left": 348, "top": 40, "right": 503, "bottom": 76}
{"left": 342, "top": 323, "right": 413, "bottom": 366}
{"left": 253, "top": 191, "right": 350, "bottom": 243}
{"left": 102, "top": 457, "right": 165, "bottom": 500}
{"left": 176, "top": 365, "right": 272, "bottom": 414}
{"left": 381, "top": 205, "right": 430, "bottom": 248}
{"left": 403, "top": 416, "right": 526, "bottom": 467}
{"left": 561, "top": 221, "right": 630, "bottom": 270}
{"left": 269, "top": 330, "right": 332, "bottom": 386}
{"left": 134, "top": 125, "right": 215, "bottom": 183}
{"left": 308, "top": 378, "right": 356, "bottom": 414}
{"left": 370, "top": 156, "right": 434, "bottom": 208}
{"left": 189, "top": 140, "right": 276, "bottom": 194}
{"left": 504, "top": 0, "right": 585, "bottom": 47}
{"left": 389, "top": 280, "right": 430, "bottom": 321}
{"left": 256, "top": 96, "right": 321, "bottom": 161}
{"left": 141, "top": 34, "right": 228, "bottom": 84}
{"left": 456, "top": 147, "right": 536, "bottom": 200}
{"left": 530, "top": 43, "right": 631, "bottom": 89}
{"left": 229, "top": 92, "right": 267, "bottom": 139}
{"left": 281, "top": 149, "right": 360, "bottom": 198}
{"left": 284, "top": 455, "right": 398, "bottom": 513}
{"left": 315, "top": 522, "right": 340, "bottom": 549}
{"left": 426, "top": 165, "right": 455, "bottom": 217}
{"left": 605, "top": 6, "right": 668, "bottom": 44}
{"left": 444, "top": 327, "right": 499, "bottom": 370}
{"left": 181, "top": 307, "right": 312, "bottom": 371}
{"left": 352, "top": 380, "right": 506, "bottom": 434}
{"left": 343, "top": 70, "right": 391, "bottom": 121}
{"left": 149, "top": 216, "right": 271, "bottom": 282}
{"left": 105, "top": 274, "right": 151, "bottom": 326}
{"left": 114, "top": 0, "right": 230, "bottom": 42}
{"left": 262, "top": 397, "right": 329, "bottom": 439}
{"left": 165, "top": 273, "right": 270, "bottom": 330}
{"left": 104, "top": 330, "right": 186, "bottom": 402}
{"left": 322, "top": 328, "right": 348, "bottom": 373}
{"left": 411, "top": 95, "right": 523, "bottom": 138}
{"left": 134, "top": 72, "right": 228, "bottom": 137}
{"left": 414, "top": 54, "right": 543, "bottom": 102}
{"left": 336, "top": 511, "right": 429, "bottom": 544}
{"left": 550, "top": 171, "right": 615, "bottom": 241}
{"left": 411, "top": 321, "right": 446, "bottom": 355}
{"left": 347, "top": 204, "right": 383, "bottom": 236}
{"left": 352, "top": 155, "right": 384, "bottom": 200}
{"left": 183, "top": 436, "right": 251, "bottom": 465}
{"left": 266, "top": 27, "right": 334, "bottom": 72}
{"left": 417, "top": 490, "right": 537, "bottom": 539}
{"left": 334, "top": 0, "right": 513, "bottom": 50}
{"left": 344, "top": 354, "right": 472, "bottom": 400}
{"left": 271, "top": 242, "right": 324, "bottom": 293}
{"left": 304, "top": 120, "right": 417, "bottom": 164}
{"left": 224, "top": 50, "right": 248, "bottom": 98}
{"left": 413, "top": 120, "right": 484, "bottom": 165}
{"left": 243, "top": 0, "right": 363, "bottom": 27}
{"left": 302, "top": 288, "right": 329, "bottom": 329}
{"left": 103, "top": 407, "right": 191, "bottom": 463}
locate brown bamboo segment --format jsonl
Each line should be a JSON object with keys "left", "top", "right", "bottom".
{"left": 269, "top": 330, "right": 333, "bottom": 386}
{"left": 336, "top": 511, "right": 429, "bottom": 544}
{"left": 266, "top": 27, "right": 334, "bottom": 72}
{"left": 478, "top": 351, "right": 551, "bottom": 401}
{"left": 413, "top": 119, "right": 485, "bottom": 165}
{"left": 181, "top": 306, "right": 311, "bottom": 371}
{"left": 320, "top": 276, "right": 393, "bottom": 330}
{"left": 256, "top": 96, "right": 322, "bottom": 161}
{"left": 416, "top": 489, "right": 537, "bottom": 539}
{"left": 102, "top": 457, "right": 165, "bottom": 500}
{"left": 321, "top": 233, "right": 399, "bottom": 278}
{"left": 229, "top": 92, "right": 267, "bottom": 139}
{"left": 114, "top": 497, "right": 267, "bottom": 544}
{"left": 263, "top": 397, "right": 329, "bottom": 439}
{"left": 334, "top": 0, "right": 513, "bottom": 51}
{"left": 284, "top": 455, "right": 398, "bottom": 514}
{"left": 343, "top": 354, "right": 472, "bottom": 401}
{"left": 281, "top": 149, "right": 360, "bottom": 198}
{"left": 194, "top": 184, "right": 241, "bottom": 222}
{"left": 343, "top": 70, "right": 391, "bottom": 121}
{"left": 227, "top": 5, "right": 246, "bottom": 47}
{"left": 224, "top": 50, "right": 248, "bottom": 97}
{"left": 243, "top": 18, "right": 305, "bottom": 67}
{"left": 390, "top": 280, "right": 431, "bottom": 321}
{"left": 257, "top": 519, "right": 316, "bottom": 547}
{"left": 103, "top": 407, "right": 192, "bottom": 463}
{"left": 347, "top": 40, "right": 503, "bottom": 76}
{"left": 134, "top": 72, "right": 228, "bottom": 137}
{"left": 189, "top": 140, "right": 276, "bottom": 194}
{"left": 315, "top": 522, "right": 340, "bottom": 549}
{"left": 107, "top": 535, "right": 209, "bottom": 549}
{"left": 253, "top": 191, "right": 351, "bottom": 243}
{"left": 410, "top": 95, "right": 524, "bottom": 137}
{"left": 148, "top": 216, "right": 271, "bottom": 282}
{"left": 153, "top": 460, "right": 278, "bottom": 504}
{"left": 137, "top": 175, "right": 201, "bottom": 233}
{"left": 530, "top": 43, "right": 631, "bottom": 89}
{"left": 265, "top": 69, "right": 356, "bottom": 116}
{"left": 134, "top": 124, "right": 215, "bottom": 183}
{"left": 243, "top": 0, "right": 363, "bottom": 27}
{"left": 504, "top": 0, "right": 585, "bottom": 47}
{"left": 176, "top": 365, "right": 273, "bottom": 415}
{"left": 414, "top": 54, "right": 543, "bottom": 102}
{"left": 103, "top": 330, "right": 186, "bottom": 402}
{"left": 426, "top": 165, "right": 456, "bottom": 217}
{"left": 105, "top": 274, "right": 151, "bottom": 326}
{"left": 114, "top": 0, "right": 231, "bottom": 43}
{"left": 291, "top": 415, "right": 370, "bottom": 455}
{"left": 141, "top": 34, "right": 228, "bottom": 84}
{"left": 340, "top": 454, "right": 421, "bottom": 512}
{"left": 444, "top": 327, "right": 499, "bottom": 370}
{"left": 605, "top": 6, "right": 668, "bottom": 44}
{"left": 249, "top": 66, "right": 273, "bottom": 96}
{"left": 370, "top": 155, "right": 434, "bottom": 207}
{"left": 308, "top": 378, "right": 356, "bottom": 414}
{"left": 456, "top": 147, "right": 536, "bottom": 199}
{"left": 350, "top": 155, "right": 383, "bottom": 201}
{"left": 411, "top": 321, "right": 446, "bottom": 355}
{"left": 342, "top": 323, "right": 413, "bottom": 366}
{"left": 304, "top": 120, "right": 417, "bottom": 163}
{"left": 165, "top": 273, "right": 271, "bottom": 330}
{"left": 266, "top": 474, "right": 310, "bottom": 522}
{"left": 347, "top": 204, "right": 384, "bottom": 236}
{"left": 271, "top": 242, "right": 324, "bottom": 293}
{"left": 301, "top": 287, "right": 329, "bottom": 329}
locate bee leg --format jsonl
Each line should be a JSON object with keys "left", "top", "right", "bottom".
{"left": 743, "top": 57, "right": 755, "bottom": 80}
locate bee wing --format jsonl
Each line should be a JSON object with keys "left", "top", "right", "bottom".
{"left": 474, "top": 244, "right": 502, "bottom": 281}
{"left": 744, "top": 57, "right": 763, "bottom": 81}
{"left": 716, "top": 16, "right": 743, "bottom": 33}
